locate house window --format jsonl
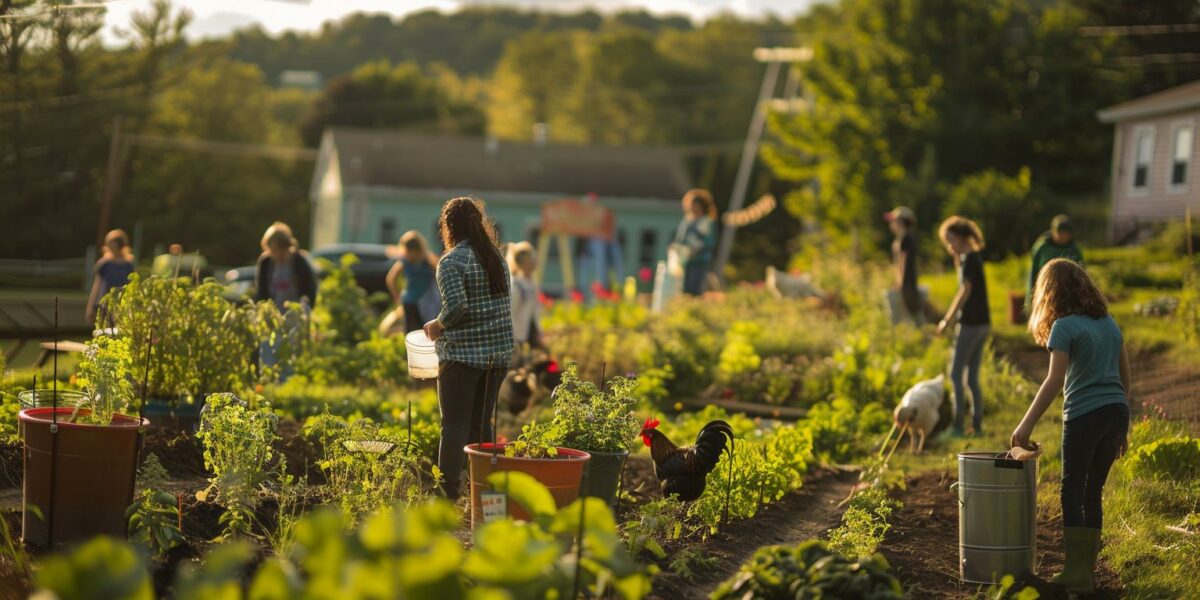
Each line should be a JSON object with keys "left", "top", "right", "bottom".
{"left": 638, "top": 229, "right": 658, "bottom": 268}
{"left": 1171, "top": 124, "right": 1193, "bottom": 189}
{"left": 379, "top": 217, "right": 396, "bottom": 244}
{"left": 1131, "top": 126, "right": 1155, "bottom": 192}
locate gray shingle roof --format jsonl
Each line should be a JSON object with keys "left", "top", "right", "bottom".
{"left": 1097, "top": 78, "right": 1200, "bottom": 123}
{"left": 323, "top": 127, "right": 691, "bottom": 200}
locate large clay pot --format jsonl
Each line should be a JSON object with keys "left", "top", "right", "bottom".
{"left": 464, "top": 442, "right": 589, "bottom": 530}
{"left": 581, "top": 449, "right": 629, "bottom": 507}
{"left": 20, "top": 407, "right": 147, "bottom": 547}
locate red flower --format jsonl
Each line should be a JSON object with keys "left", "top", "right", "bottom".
{"left": 638, "top": 267, "right": 653, "bottom": 282}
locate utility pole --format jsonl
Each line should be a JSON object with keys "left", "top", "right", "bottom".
{"left": 96, "top": 115, "right": 123, "bottom": 248}
{"left": 712, "top": 47, "right": 812, "bottom": 280}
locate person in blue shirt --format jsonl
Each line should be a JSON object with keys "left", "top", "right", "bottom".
{"left": 671, "top": 189, "right": 718, "bottom": 296}
{"left": 423, "top": 197, "right": 514, "bottom": 498}
{"left": 386, "top": 230, "right": 439, "bottom": 333}
{"left": 1010, "top": 258, "right": 1132, "bottom": 594}
{"left": 86, "top": 229, "right": 136, "bottom": 325}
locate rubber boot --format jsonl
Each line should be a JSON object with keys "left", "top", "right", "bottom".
{"left": 1052, "top": 527, "right": 1096, "bottom": 593}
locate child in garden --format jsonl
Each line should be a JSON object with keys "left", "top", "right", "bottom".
{"left": 936, "top": 216, "right": 990, "bottom": 436}
{"left": 386, "top": 230, "right": 439, "bottom": 333}
{"left": 86, "top": 229, "right": 136, "bottom": 325}
{"left": 1010, "top": 258, "right": 1130, "bottom": 593}
{"left": 423, "top": 197, "right": 514, "bottom": 499}
{"left": 507, "top": 241, "right": 543, "bottom": 349}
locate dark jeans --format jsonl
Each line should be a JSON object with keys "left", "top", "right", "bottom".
{"left": 952, "top": 323, "right": 990, "bottom": 433}
{"left": 901, "top": 284, "right": 922, "bottom": 323}
{"left": 437, "top": 361, "right": 504, "bottom": 499}
{"left": 683, "top": 262, "right": 709, "bottom": 296}
{"left": 403, "top": 303, "right": 423, "bottom": 333}
{"left": 1061, "top": 402, "right": 1129, "bottom": 529}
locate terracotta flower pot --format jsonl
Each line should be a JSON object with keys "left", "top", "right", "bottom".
{"left": 20, "top": 407, "right": 148, "bottom": 547}
{"left": 464, "top": 442, "right": 589, "bottom": 530}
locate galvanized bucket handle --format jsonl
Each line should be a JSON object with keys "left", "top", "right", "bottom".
{"left": 949, "top": 481, "right": 964, "bottom": 506}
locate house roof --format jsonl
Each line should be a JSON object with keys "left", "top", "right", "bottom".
{"left": 1097, "top": 78, "right": 1200, "bottom": 123}
{"left": 318, "top": 127, "right": 692, "bottom": 200}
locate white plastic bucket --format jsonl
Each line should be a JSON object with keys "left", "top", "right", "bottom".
{"left": 405, "top": 330, "right": 439, "bottom": 380}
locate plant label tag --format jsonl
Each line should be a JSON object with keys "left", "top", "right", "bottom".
{"left": 481, "top": 492, "right": 507, "bottom": 522}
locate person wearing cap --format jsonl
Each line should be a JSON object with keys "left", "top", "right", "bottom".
{"left": 1027, "top": 215, "right": 1084, "bottom": 308}
{"left": 885, "top": 206, "right": 922, "bottom": 324}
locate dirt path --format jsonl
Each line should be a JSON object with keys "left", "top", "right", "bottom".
{"left": 879, "top": 471, "right": 1123, "bottom": 599}
{"left": 644, "top": 466, "right": 859, "bottom": 600}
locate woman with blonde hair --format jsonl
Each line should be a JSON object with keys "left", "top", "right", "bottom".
{"left": 386, "top": 230, "right": 439, "bottom": 333}
{"left": 936, "top": 216, "right": 990, "bottom": 436}
{"left": 253, "top": 221, "right": 316, "bottom": 310}
{"left": 1011, "top": 259, "right": 1130, "bottom": 593}
{"left": 86, "top": 229, "right": 136, "bottom": 324}
{"left": 507, "top": 240, "right": 542, "bottom": 347}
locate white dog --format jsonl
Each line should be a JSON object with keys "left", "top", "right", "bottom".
{"left": 893, "top": 374, "right": 946, "bottom": 454}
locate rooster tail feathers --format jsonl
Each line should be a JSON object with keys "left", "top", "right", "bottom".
{"left": 692, "top": 420, "right": 734, "bottom": 469}
{"left": 695, "top": 420, "right": 734, "bottom": 444}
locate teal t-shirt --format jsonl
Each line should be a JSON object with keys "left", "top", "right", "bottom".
{"left": 1047, "top": 314, "right": 1127, "bottom": 421}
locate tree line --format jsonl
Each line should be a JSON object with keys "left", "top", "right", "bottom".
{"left": 1, "top": 0, "right": 1196, "bottom": 270}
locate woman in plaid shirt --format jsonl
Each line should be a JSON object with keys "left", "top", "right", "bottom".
{"left": 423, "top": 197, "right": 515, "bottom": 498}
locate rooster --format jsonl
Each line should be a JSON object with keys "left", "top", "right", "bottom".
{"left": 640, "top": 418, "right": 733, "bottom": 502}
{"left": 500, "top": 356, "right": 562, "bottom": 415}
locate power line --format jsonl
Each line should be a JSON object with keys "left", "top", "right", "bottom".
{"left": 1079, "top": 24, "right": 1200, "bottom": 37}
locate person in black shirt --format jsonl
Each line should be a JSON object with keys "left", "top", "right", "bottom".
{"left": 885, "top": 206, "right": 922, "bottom": 324}
{"left": 937, "top": 216, "right": 991, "bottom": 436}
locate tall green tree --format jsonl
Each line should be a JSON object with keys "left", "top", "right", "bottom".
{"left": 299, "top": 60, "right": 483, "bottom": 147}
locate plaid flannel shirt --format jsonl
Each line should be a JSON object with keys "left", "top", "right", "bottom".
{"left": 435, "top": 242, "right": 514, "bottom": 370}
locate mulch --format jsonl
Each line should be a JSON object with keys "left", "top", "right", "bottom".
{"left": 879, "top": 471, "right": 1123, "bottom": 599}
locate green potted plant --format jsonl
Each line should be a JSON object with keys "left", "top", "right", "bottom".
{"left": 545, "top": 362, "right": 641, "bottom": 506}
{"left": 464, "top": 421, "right": 590, "bottom": 530}
{"left": 20, "top": 336, "right": 148, "bottom": 547}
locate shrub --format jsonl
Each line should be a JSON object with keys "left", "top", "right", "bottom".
{"left": 1126, "top": 436, "right": 1200, "bottom": 482}
{"left": 548, "top": 363, "right": 641, "bottom": 453}
{"left": 312, "top": 254, "right": 375, "bottom": 347}
{"left": 195, "top": 393, "right": 280, "bottom": 538}
{"left": 75, "top": 336, "right": 135, "bottom": 425}
{"left": 711, "top": 540, "right": 902, "bottom": 599}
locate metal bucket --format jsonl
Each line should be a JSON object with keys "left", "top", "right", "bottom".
{"left": 955, "top": 451, "right": 1038, "bottom": 584}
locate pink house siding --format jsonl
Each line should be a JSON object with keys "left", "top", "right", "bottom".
{"left": 1099, "top": 80, "right": 1200, "bottom": 241}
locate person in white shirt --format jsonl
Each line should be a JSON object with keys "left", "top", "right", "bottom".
{"left": 507, "top": 241, "right": 542, "bottom": 348}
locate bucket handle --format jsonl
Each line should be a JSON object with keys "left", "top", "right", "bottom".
{"left": 949, "top": 481, "right": 964, "bottom": 506}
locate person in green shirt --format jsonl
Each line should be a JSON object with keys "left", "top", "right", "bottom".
{"left": 1026, "top": 215, "right": 1083, "bottom": 308}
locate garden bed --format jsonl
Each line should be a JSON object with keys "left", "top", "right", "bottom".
{"left": 878, "top": 471, "right": 1123, "bottom": 599}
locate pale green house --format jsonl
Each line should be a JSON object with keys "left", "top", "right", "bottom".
{"left": 309, "top": 127, "right": 692, "bottom": 292}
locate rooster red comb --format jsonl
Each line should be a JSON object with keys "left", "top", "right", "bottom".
{"left": 640, "top": 417, "right": 660, "bottom": 447}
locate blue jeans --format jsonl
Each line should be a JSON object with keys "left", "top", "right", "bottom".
{"left": 683, "top": 262, "right": 709, "bottom": 296}
{"left": 1061, "top": 403, "right": 1128, "bottom": 528}
{"left": 952, "top": 323, "right": 990, "bottom": 433}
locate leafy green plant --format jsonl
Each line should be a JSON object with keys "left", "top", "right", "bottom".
{"left": 33, "top": 536, "right": 153, "bottom": 600}
{"left": 125, "top": 489, "right": 183, "bottom": 561}
{"left": 547, "top": 362, "right": 641, "bottom": 453}
{"left": 979, "top": 574, "right": 1041, "bottom": 600}
{"left": 74, "top": 336, "right": 135, "bottom": 425}
{"left": 195, "top": 393, "right": 279, "bottom": 539}
{"left": 622, "top": 497, "right": 692, "bottom": 560}
{"left": 302, "top": 412, "right": 429, "bottom": 523}
{"left": 311, "top": 254, "right": 374, "bottom": 346}
{"left": 827, "top": 486, "right": 901, "bottom": 558}
{"left": 716, "top": 320, "right": 762, "bottom": 383}
{"left": 1126, "top": 436, "right": 1200, "bottom": 482}
{"left": 135, "top": 453, "right": 170, "bottom": 491}
{"left": 505, "top": 420, "right": 561, "bottom": 459}
{"left": 711, "top": 540, "right": 902, "bottom": 600}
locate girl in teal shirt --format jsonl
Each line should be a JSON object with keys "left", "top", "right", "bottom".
{"left": 1010, "top": 258, "right": 1132, "bottom": 594}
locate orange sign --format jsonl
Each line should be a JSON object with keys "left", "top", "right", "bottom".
{"left": 540, "top": 198, "right": 615, "bottom": 240}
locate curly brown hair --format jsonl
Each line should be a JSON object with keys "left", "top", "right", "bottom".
{"left": 937, "top": 216, "right": 985, "bottom": 252}
{"left": 1028, "top": 258, "right": 1108, "bottom": 345}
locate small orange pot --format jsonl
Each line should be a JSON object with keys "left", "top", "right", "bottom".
{"left": 20, "top": 407, "right": 148, "bottom": 547}
{"left": 464, "top": 443, "right": 589, "bottom": 530}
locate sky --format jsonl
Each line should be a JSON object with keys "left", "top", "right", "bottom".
{"left": 100, "top": 0, "right": 819, "bottom": 41}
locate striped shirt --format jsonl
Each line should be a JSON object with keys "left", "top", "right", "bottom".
{"left": 435, "top": 242, "right": 514, "bottom": 369}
